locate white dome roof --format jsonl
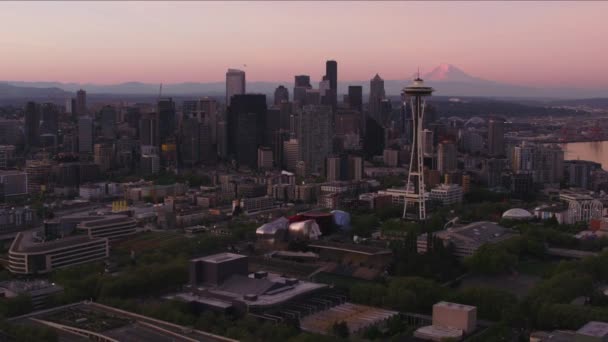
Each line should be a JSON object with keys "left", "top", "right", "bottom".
{"left": 502, "top": 208, "right": 533, "bottom": 220}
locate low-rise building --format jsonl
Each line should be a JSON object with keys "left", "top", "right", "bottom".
{"left": 77, "top": 215, "right": 137, "bottom": 241}
{"left": 417, "top": 221, "right": 517, "bottom": 257}
{"left": 429, "top": 184, "right": 463, "bottom": 206}
{"left": 0, "top": 280, "right": 63, "bottom": 309}
{"left": 8, "top": 231, "right": 109, "bottom": 274}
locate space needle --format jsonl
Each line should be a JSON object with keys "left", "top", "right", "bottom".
{"left": 402, "top": 75, "right": 434, "bottom": 220}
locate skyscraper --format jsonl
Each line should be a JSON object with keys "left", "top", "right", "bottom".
{"left": 274, "top": 85, "right": 289, "bottom": 105}
{"left": 297, "top": 105, "right": 333, "bottom": 175}
{"left": 24, "top": 102, "right": 40, "bottom": 148}
{"left": 325, "top": 60, "right": 338, "bottom": 110}
{"left": 488, "top": 118, "right": 505, "bottom": 157}
{"left": 40, "top": 103, "right": 59, "bottom": 135}
{"left": 348, "top": 86, "right": 363, "bottom": 113}
{"left": 402, "top": 77, "right": 434, "bottom": 220}
{"left": 293, "top": 75, "right": 311, "bottom": 105}
{"left": 226, "top": 69, "right": 246, "bottom": 106}
{"left": 157, "top": 98, "right": 176, "bottom": 143}
{"left": 139, "top": 112, "right": 159, "bottom": 147}
{"left": 369, "top": 74, "right": 385, "bottom": 122}
{"left": 100, "top": 105, "right": 117, "bottom": 140}
{"left": 78, "top": 116, "right": 94, "bottom": 154}
{"left": 76, "top": 89, "right": 87, "bottom": 116}
{"left": 227, "top": 94, "right": 267, "bottom": 169}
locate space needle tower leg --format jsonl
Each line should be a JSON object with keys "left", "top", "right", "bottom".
{"left": 401, "top": 77, "right": 433, "bottom": 221}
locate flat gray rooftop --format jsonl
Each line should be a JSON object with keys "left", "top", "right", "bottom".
{"left": 192, "top": 252, "right": 246, "bottom": 264}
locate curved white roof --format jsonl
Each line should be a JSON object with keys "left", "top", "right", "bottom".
{"left": 502, "top": 208, "right": 533, "bottom": 220}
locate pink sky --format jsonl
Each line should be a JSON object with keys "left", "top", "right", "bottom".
{"left": 1, "top": 1, "right": 607, "bottom": 87}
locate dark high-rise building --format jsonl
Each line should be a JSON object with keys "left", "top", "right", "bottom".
{"left": 274, "top": 85, "right": 289, "bottom": 105}
{"left": 363, "top": 117, "right": 385, "bottom": 159}
{"left": 158, "top": 98, "right": 176, "bottom": 143}
{"left": 76, "top": 89, "right": 87, "bottom": 116}
{"left": 139, "top": 112, "right": 159, "bottom": 147}
{"left": 293, "top": 75, "right": 311, "bottom": 105}
{"left": 78, "top": 116, "right": 93, "bottom": 154}
{"left": 227, "top": 94, "right": 267, "bottom": 169}
{"left": 180, "top": 116, "right": 213, "bottom": 166}
{"left": 100, "top": 105, "right": 117, "bottom": 140}
{"left": 124, "top": 107, "right": 141, "bottom": 132}
{"left": 40, "top": 103, "right": 59, "bottom": 135}
{"left": 369, "top": 74, "right": 385, "bottom": 122}
{"left": 325, "top": 60, "right": 338, "bottom": 109}
{"left": 24, "top": 102, "right": 40, "bottom": 148}
{"left": 488, "top": 118, "right": 505, "bottom": 157}
{"left": 348, "top": 86, "right": 363, "bottom": 113}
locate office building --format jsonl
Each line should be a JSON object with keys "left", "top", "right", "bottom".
{"left": 383, "top": 148, "right": 399, "bottom": 167}
{"left": 25, "top": 160, "right": 52, "bottom": 194}
{"left": 257, "top": 146, "right": 273, "bottom": 170}
{"left": 415, "top": 302, "right": 477, "bottom": 341}
{"left": 0, "top": 145, "right": 16, "bottom": 169}
{"left": 78, "top": 116, "right": 94, "bottom": 154}
{"left": 437, "top": 142, "right": 457, "bottom": 175}
{"left": 487, "top": 118, "right": 505, "bottom": 156}
{"left": 348, "top": 85, "right": 363, "bottom": 112}
{"left": 139, "top": 112, "right": 160, "bottom": 147}
{"left": 274, "top": 85, "right": 289, "bottom": 105}
{"left": 0, "top": 171, "right": 28, "bottom": 198}
{"left": 158, "top": 98, "right": 176, "bottom": 143}
{"left": 0, "top": 120, "right": 20, "bottom": 145}
{"left": 77, "top": 215, "right": 137, "bottom": 241}
{"left": 141, "top": 154, "right": 160, "bottom": 176}
{"left": 100, "top": 105, "right": 117, "bottom": 139}
{"left": 429, "top": 183, "right": 463, "bottom": 205}
{"left": 94, "top": 143, "right": 114, "bottom": 172}
{"left": 226, "top": 68, "right": 246, "bottom": 105}
{"left": 369, "top": 74, "right": 385, "bottom": 122}
{"left": 40, "top": 103, "right": 59, "bottom": 135}
{"left": 325, "top": 60, "right": 338, "bottom": 109}
{"left": 8, "top": 231, "right": 109, "bottom": 274}
{"left": 227, "top": 94, "right": 267, "bottom": 169}
{"left": 24, "top": 101, "right": 40, "bottom": 148}
{"left": 294, "top": 75, "right": 312, "bottom": 105}
{"left": 283, "top": 138, "right": 300, "bottom": 172}
{"left": 76, "top": 89, "right": 87, "bottom": 116}
{"left": 297, "top": 105, "right": 333, "bottom": 175}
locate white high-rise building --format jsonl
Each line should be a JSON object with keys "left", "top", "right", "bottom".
{"left": 225, "top": 69, "right": 246, "bottom": 106}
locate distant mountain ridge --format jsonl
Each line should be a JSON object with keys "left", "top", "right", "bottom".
{"left": 3, "top": 64, "right": 607, "bottom": 99}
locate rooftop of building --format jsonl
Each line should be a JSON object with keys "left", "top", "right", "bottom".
{"left": 414, "top": 325, "right": 463, "bottom": 340}
{"left": 8, "top": 302, "right": 235, "bottom": 342}
{"left": 300, "top": 302, "right": 398, "bottom": 336}
{"left": 10, "top": 230, "right": 106, "bottom": 254}
{"left": 424, "top": 221, "right": 516, "bottom": 247}
{"left": 577, "top": 321, "right": 608, "bottom": 338}
{"left": 434, "top": 301, "right": 476, "bottom": 312}
{"left": 191, "top": 252, "right": 246, "bottom": 264}
{"left": 308, "top": 240, "right": 392, "bottom": 256}
{"left": 77, "top": 215, "right": 134, "bottom": 228}
{"left": 0, "top": 280, "right": 63, "bottom": 297}
{"left": 502, "top": 208, "right": 534, "bottom": 220}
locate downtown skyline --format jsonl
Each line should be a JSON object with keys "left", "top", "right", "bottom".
{"left": 1, "top": 1, "right": 608, "bottom": 88}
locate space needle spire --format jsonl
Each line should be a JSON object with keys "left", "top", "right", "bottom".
{"left": 402, "top": 76, "right": 434, "bottom": 220}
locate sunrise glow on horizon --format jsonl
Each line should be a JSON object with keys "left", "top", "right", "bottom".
{"left": 2, "top": 1, "right": 607, "bottom": 88}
